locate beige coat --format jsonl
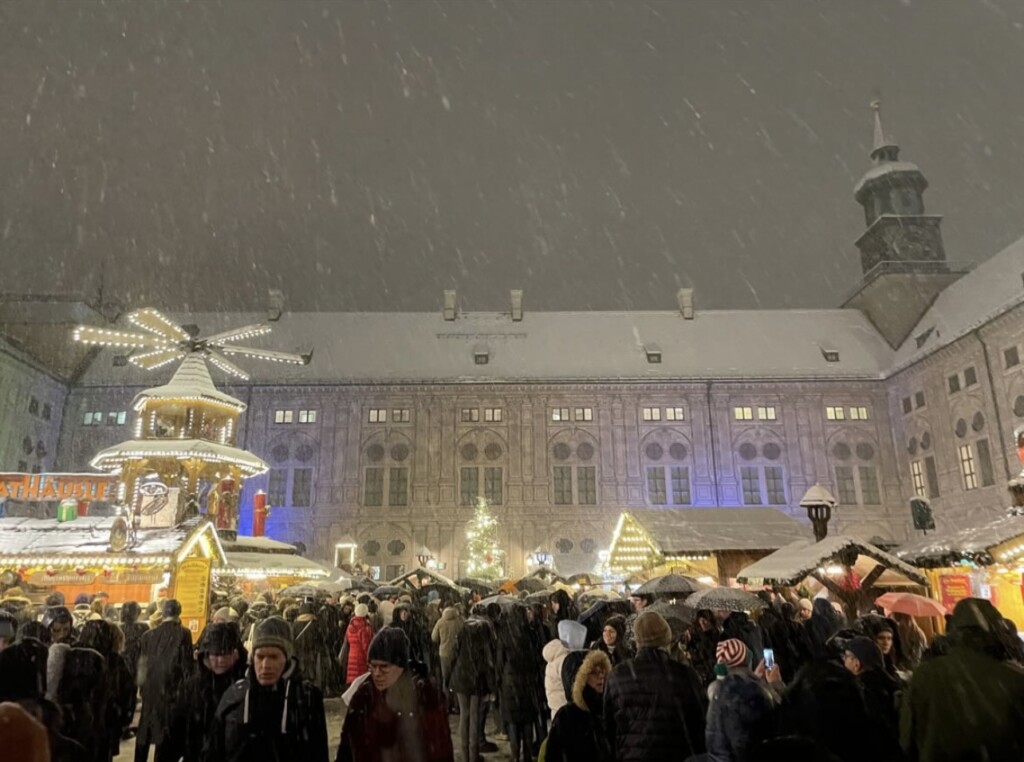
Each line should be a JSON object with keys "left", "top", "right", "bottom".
{"left": 431, "top": 606, "right": 464, "bottom": 660}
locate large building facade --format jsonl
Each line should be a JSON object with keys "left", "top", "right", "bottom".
{"left": 4, "top": 113, "right": 1024, "bottom": 578}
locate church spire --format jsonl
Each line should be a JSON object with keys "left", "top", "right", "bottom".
{"left": 869, "top": 100, "right": 900, "bottom": 163}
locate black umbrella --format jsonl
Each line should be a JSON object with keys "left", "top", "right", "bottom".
{"left": 372, "top": 585, "right": 404, "bottom": 598}
{"left": 647, "top": 600, "right": 696, "bottom": 637}
{"left": 685, "top": 587, "right": 766, "bottom": 613}
{"left": 633, "top": 574, "right": 708, "bottom": 597}
{"left": 515, "top": 577, "right": 551, "bottom": 594}
{"left": 479, "top": 594, "right": 520, "bottom": 610}
{"left": 456, "top": 577, "right": 496, "bottom": 595}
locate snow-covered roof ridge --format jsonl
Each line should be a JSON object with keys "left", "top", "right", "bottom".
{"left": 895, "top": 512, "right": 1024, "bottom": 566}
{"left": 134, "top": 354, "right": 246, "bottom": 410}
{"left": 627, "top": 507, "right": 810, "bottom": 553}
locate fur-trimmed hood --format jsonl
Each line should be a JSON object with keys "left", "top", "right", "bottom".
{"left": 568, "top": 649, "right": 611, "bottom": 712}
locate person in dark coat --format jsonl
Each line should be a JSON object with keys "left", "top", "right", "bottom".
{"left": 804, "top": 598, "right": 843, "bottom": 660}
{"left": 841, "top": 636, "right": 901, "bottom": 756}
{"left": 43, "top": 606, "right": 76, "bottom": 646}
{"left": 545, "top": 649, "right": 613, "bottom": 762}
{"left": 549, "top": 589, "right": 578, "bottom": 627}
{"left": 497, "top": 604, "right": 543, "bottom": 762}
{"left": 135, "top": 599, "right": 195, "bottom": 762}
{"left": 337, "top": 627, "right": 453, "bottom": 762}
{"left": 705, "top": 669, "right": 776, "bottom": 762}
{"left": 758, "top": 604, "right": 802, "bottom": 683}
{"left": 317, "top": 602, "right": 345, "bottom": 697}
{"left": 900, "top": 597, "right": 1024, "bottom": 762}
{"left": 50, "top": 643, "right": 111, "bottom": 762}
{"left": 589, "top": 614, "right": 629, "bottom": 666}
{"left": 206, "top": 616, "right": 329, "bottom": 762}
{"left": 717, "top": 609, "right": 765, "bottom": 665}
{"left": 120, "top": 602, "right": 149, "bottom": 683}
{"left": 687, "top": 609, "right": 721, "bottom": 686}
{"left": 293, "top": 602, "right": 329, "bottom": 693}
{"left": 174, "top": 622, "right": 247, "bottom": 762}
{"left": 78, "top": 619, "right": 134, "bottom": 761}
{"left": 603, "top": 611, "right": 707, "bottom": 762}
{"left": 448, "top": 610, "right": 497, "bottom": 762}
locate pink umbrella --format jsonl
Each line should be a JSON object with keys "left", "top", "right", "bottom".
{"left": 875, "top": 591, "right": 947, "bottom": 618}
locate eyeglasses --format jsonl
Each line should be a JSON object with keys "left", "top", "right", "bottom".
{"left": 368, "top": 662, "right": 396, "bottom": 673}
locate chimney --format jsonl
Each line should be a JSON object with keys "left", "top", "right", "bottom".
{"left": 267, "top": 289, "right": 285, "bottom": 322}
{"left": 443, "top": 289, "right": 457, "bottom": 321}
{"left": 677, "top": 288, "right": 694, "bottom": 319}
{"left": 510, "top": 289, "right": 523, "bottom": 321}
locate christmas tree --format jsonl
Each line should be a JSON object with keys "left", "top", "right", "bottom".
{"left": 464, "top": 495, "right": 504, "bottom": 580}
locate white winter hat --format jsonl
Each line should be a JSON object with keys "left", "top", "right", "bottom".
{"left": 354, "top": 603, "right": 369, "bottom": 618}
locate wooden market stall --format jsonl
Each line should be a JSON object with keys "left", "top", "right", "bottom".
{"left": 895, "top": 512, "right": 1024, "bottom": 628}
{"left": 213, "top": 533, "right": 333, "bottom": 594}
{"left": 737, "top": 534, "right": 928, "bottom": 619}
{"left": 608, "top": 508, "right": 810, "bottom": 583}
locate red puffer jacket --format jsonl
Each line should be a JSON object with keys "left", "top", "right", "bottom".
{"left": 345, "top": 616, "right": 374, "bottom": 684}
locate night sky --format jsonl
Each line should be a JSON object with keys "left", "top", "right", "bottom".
{"left": 3, "top": 0, "right": 1024, "bottom": 314}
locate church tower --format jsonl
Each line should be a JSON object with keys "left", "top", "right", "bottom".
{"left": 843, "top": 102, "right": 967, "bottom": 348}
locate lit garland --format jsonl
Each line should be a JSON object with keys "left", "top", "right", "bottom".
{"left": 464, "top": 496, "right": 504, "bottom": 580}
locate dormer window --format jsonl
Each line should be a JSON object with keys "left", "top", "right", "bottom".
{"left": 644, "top": 344, "right": 662, "bottom": 364}
{"left": 821, "top": 348, "right": 840, "bottom": 363}
{"left": 473, "top": 345, "right": 489, "bottom": 365}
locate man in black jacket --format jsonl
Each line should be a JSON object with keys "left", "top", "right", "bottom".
{"left": 175, "top": 622, "right": 247, "bottom": 762}
{"left": 136, "top": 599, "right": 195, "bottom": 762}
{"left": 604, "top": 611, "right": 707, "bottom": 762}
{"left": 842, "top": 635, "right": 901, "bottom": 755}
{"left": 204, "top": 616, "right": 328, "bottom": 762}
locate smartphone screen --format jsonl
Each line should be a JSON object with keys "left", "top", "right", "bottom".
{"left": 763, "top": 648, "right": 775, "bottom": 670}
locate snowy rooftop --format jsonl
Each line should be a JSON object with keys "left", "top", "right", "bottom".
{"left": 90, "top": 439, "right": 267, "bottom": 475}
{"left": 221, "top": 551, "right": 331, "bottom": 578}
{"left": 135, "top": 355, "right": 246, "bottom": 411}
{"left": 0, "top": 516, "right": 196, "bottom": 558}
{"left": 221, "top": 535, "right": 302, "bottom": 555}
{"left": 895, "top": 513, "right": 1024, "bottom": 566}
{"left": 76, "top": 308, "right": 895, "bottom": 384}
{"left": 737, "top": 534, "right": 927, "bottom": 587}
{"left": 628, "top": 507, "right": 811, "bottom": 553}
{"left": 893, "top": 234, "right": 1024, "bottom": 368}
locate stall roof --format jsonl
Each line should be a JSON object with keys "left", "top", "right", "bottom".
{"left": 0, "top": 516, "right": 209, "bottom": 559}
{"left": 625, "top": 508, "right": 811, "bottom": 553}
{"left": 390, "top": 565, "right": 465, "bottom": 590}
{"left": 737, "top": 535, "right": 927, "bottom": 587}
{"left": 220, "top": 535, "right": 301, "bottom": 555}
{"left": 895, "top": 513, "right": 1024, "bottom": 567}
{"left": 220, "top": 551, "right": 331, "bottom": 579}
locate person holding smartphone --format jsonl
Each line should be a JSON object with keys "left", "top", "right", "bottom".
{"left": 705, "top": 638, "right": 781, "bottom": 761}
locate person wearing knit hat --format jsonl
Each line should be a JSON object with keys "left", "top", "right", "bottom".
{"left": 212, "top": 606, "right": 240, "bottom": 624}
{"left": 205, "top": 616, "right": 328, "bottom": 762}
{"left": 339, "top": 625, "right": 453, "bottom": 762}
{"left": 716, "top": 638, "right": 750, "bottom": 669}
{"left": 605, "top": 609, "right": 708, "bottom": 761}
{"left": 344, "top": 604, "right": 375, "bottom": 686}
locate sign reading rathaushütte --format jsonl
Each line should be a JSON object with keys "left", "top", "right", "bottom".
{"left": 0, "top": 473, "right": 118, "bottom": 501}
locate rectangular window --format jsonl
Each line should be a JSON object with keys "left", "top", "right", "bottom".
{"left": 646, "top": 466, "right": 667, "bottom": 505}
{"left": 27, "top": 396, "right": 39, "bottom": 415}
{"left": 976, "top": 438, "right": 995, "bottom": 488}
{"left": 484, "top": 407, "right": 503, "bottom": 422}
{"left": 859, "top": 465, "right": 881, "bottom": 505}
{"left": 41, "top": 403, "right": 52, "bottom": 421}
{"left": 741, "top": 466, "right": 762, "bottom": 505}
{"left": 461, "top": 408, "right": 480, "bottom": 423}
{"left": 757, "top": 406, "right": 777, "bottom": 421}
{"left": 914, "top": 391, "right": 926, "bottom": 409}
{"left": 902, "top": 396, "right": 913, "bottom": 414}
{"left": 924, "top": 456, "right": 941, "bottom": 498}
{"left": 642, "top": 407, "right": 661, "bottom": 422}
{"left": 958, "top": 444, "right": 978, "bottom": 490}
{"left": 107, "top": 411, "right": 120, "bottom": 425}
{"left": 364, "top": 468, "right": 384, "bottom": 506}
{"left": 825, "top": 406, "right": 845, "bottom": 421}
{"left": 574, "top": 407, "right": 593, "bottom": 422}
{"left": 947, "top": 374, "right": 961, "bottom": 394}
{"left": 269, "top": 468, "right": 288, "bottom": 507}
{"left": 460, "top": 467, "right": 479, "bottom": 505}
{"left": 552, "top": 408, "right": 570, "bottom": 422}
{"left": 484, "top": 467, "right": 503, "bottom": 505}
{"left": 964, "top": 366, "right": 978, "bottom": 387}
{"left": 666, "top": 407, "right": 685, "bottom": 421}
{"left": 554, "top": 466, "right": 574, "bottom": 505}
{"left": 83, "top": 411, "right": 101, "bottom": 426}
{"left": 274, "top": 410, "right": 294, "bottom": 424}
{"left": 1005, "top": 346, "right": 1020, "bottom": 369}
{"left": 391, "top": 408, "right": 411, "bottom": 423}
{"left": 369, "top": 408, "right": 387, "bottom": 423}
{"left": 910, "top": 461, "right": 925, "bottom": 498}
{"left": 116, "top": 411, "right": 127, "bottom": 425}
{"left": 577, "top": 466, "right": 597, "bottom": 504}
{"left": 835, "top": 466, "right": 858, "bottom": 505}
{"left": 849, "top": 406, "right": 869, "bottom": 420}
{"left": 298, "top": 409, "right": 317, "bottom": 424}
{"left": 388, "top": 467, "right": 409, "bottom": 506}
{"left": 764, "top": 466, "right": 786, "bottom": 505}
{"left": 670, "top": 466, "right": 691, "bottom": 505}
{"left": 292, "top": 468, "right": 313, "bottom": 507}
{"left": 733, "top": 406, "right": 753, "bottom": 421}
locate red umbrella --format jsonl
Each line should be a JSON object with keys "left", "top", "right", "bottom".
{"left": 875, "top": 591, "right": 947, "bottom": 618}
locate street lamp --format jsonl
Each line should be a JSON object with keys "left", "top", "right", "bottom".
{"left": 416, "top": 546, "right": 435, "bottom": 568}
{"left": 529, "top": 547, "right": 552, "bottom": 567}
{"left": 800, "top": 484, "right": 837, "bottom": 542}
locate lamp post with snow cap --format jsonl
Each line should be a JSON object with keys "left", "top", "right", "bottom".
{"left": 416, "top": 546, "right": 435, "bottom": 569}
{"left": 801, "top": 484, "right": 837, "bottom": 542}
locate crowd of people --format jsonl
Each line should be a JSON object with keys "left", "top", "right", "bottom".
{"left": 1, "top": 582, "right": 1024, "bottom": 761}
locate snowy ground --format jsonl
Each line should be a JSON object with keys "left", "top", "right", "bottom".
{"left": 115, "top": 697, "right": 515, "bottom": 761}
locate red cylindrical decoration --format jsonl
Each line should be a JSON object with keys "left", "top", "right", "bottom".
{"left": 77, "top": 499, "right": 90, "bottom": 518}
{"left": 252, "top": 490, "right": 267, "bottom": 537}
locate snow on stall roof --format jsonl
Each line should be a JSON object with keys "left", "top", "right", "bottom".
{"left": 75, "top": 309, "right": 895, "bottom": 385}
{"left": 223, "top": 551, "right": 331, "bottom": 577}
{"left": 736, "top": 535, "right": 927, "bottom": 586}
{"left": 135, "top": 355, "right": 245, "bottom": 409}
{"left": 628, "top": 508, "right": 810, "bottom": 553}
{"left": 894, "top": 234, "right": 1024, "bottom": 368}
{"left": 91, "top": 439, "right": 267, "bottom": 473}
{"left": 221, "top": 535, "right": 302, "bottom": 555}
{"left": 895, "top": 513, "right": 1024, "bottom": 565}
{"left": 0, "top": 516, "right": 193, "bottom": 557}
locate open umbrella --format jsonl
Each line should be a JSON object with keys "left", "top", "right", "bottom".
{"left": 875, "top": 591, "right": 947, "bottom": 618}
{"left": 457, "top": 577, "right": 496, "bottom": 596}
{"left": 479, "top": 594, "right": 520, "bottom": 610}
{"left": 579, "top": 588, "right": 622, "bottom": 604}
{"left": 647, "top": 599, "right": 696, "bottom": 636}
{"left": 566, "top": 573, "right": 603, "bottom": 587}
{"left": 634, "top": 574, "right": 708, "bottom": 597}
{"left": 372, "top": 585, "right": 404, "bottom": 599}
{"left": 515, "top": 577, "right": 552, "bottom": 594}
{"left": 578, "top": 599, "right": 634, "bottom": 641}
{"left": 277, "top": 583, "right": 323, "bottom": 600}
{"left": 685, "top": 587, "right": 766, "bottom": 613}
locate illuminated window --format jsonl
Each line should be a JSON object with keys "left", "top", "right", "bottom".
{"left": 849, "top": 406, "right": 869, "bottom": 420}
{"left": 298, "top": 409, "right": 317, "bottom": 424}
{"left": 368, "top": 409, "right": 387, "bottom": 423}
{"left": 274, "top": 410, "right": 294, "bottom": 424}
{"left": 642, "top": 407, "right": 661, "bottom": 422}
{"left": 574, "top": 407, "right": 593, "bottom": 422}
{"left": 825, "top": 406, "right": 845, "bottom": 421}
{"left": 757, "top": 406, "right": 777, "bottom": 421}
{"left": 392, "top": 408, "right": 411, "bottom": 423}
{"left": 666, "top": 407, "right": 685, "bottom": 421}
{"left": 484, "top": 407, "right": 503, "bottom": 422}
{"left": 461, "top": 408, "right": 480, "bottom": 423}
{"left": 552, "top": 408, "right": 570, "bottom": 422}
{"left": 733, "top": 407, "right": 753, "bottom": 421}
{"left": 959, "top": 444, "right": 977, "bottom": 490}
{"left": 910, "top": 461, "right": 925, "bottom": 498}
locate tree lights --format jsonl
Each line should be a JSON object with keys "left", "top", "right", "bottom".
{"left": 464, "top": 495, "right": 504, "bottom": 580}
